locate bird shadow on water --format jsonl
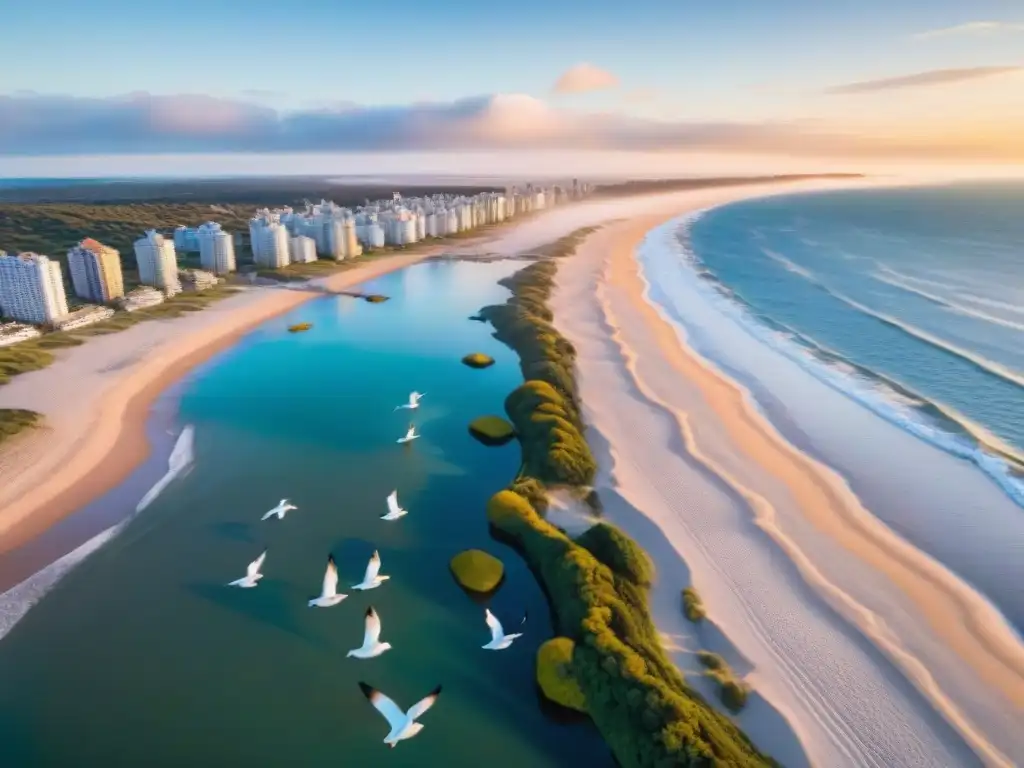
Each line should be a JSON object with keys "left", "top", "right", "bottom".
{"left": 185, "top": 580, "right": 332, "bottom": 652}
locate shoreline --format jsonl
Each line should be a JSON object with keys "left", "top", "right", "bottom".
{"left": 551, "top": 186, "right": 1023, "bottom": 766}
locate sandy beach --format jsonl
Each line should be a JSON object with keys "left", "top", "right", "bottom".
{"left": 550, "top": 183, "right": 1024, "bottom": 767}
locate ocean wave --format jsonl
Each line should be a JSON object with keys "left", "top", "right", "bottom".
{"left": 874, "top": 266, "right": 1024, "bottom": 318}
{"left": 872, "top": 270, "right": 1024, "bottom": 332}
{"left": 0, "top": 424, "right": 196, "bottom": 643}
{"left": 668, "top": 215, "right": 1024, "bottom": 508}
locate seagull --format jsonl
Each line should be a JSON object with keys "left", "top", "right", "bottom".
{"left": 352, "top": 550, "right": 390, "bottom": 590}
{"left": 482, "top": 608, "right": 527, "bottom": 650}
{"left": 347, "top": 606, "right": 392, "bottom": 659}
{"left": 308, "top": 555, "right": 347, "bottom": 607}
{"left": 227, "top": 550, "right": 266, "bottom": 588}
{"left": 394, "top": 391, "right": 425, "bottom": 411}
{"left": 358, "top": 681, "right": 442, "bottom": 748}
{"left": 381, "top": 490, "right": 407, "bottom": 521}
{"left": 396, "top": 424, "right": 419, "bottom": 444}
{"left": 261, "top": 498, "right": 297, "bottom": 521}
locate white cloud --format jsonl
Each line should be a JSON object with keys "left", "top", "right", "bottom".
{"left": 913, "top": 21, "right": 1024, "bottom": 40}
{"left": 552, "top": 63, "right": 620, "bottom": 94}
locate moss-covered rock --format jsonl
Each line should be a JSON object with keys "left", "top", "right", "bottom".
{"left": 469, "top": 415, "right": 516, "bottom": 446}
{"left": 576, "top": 522, "right": 653, "bottom": 587}
{"left": 449, "top": 549, "right": 504, "bottom": 593}
{"left": 365, "top": 294, "right": 389, "bottom": 303}
{"left": 462, "top": 352, "right": 495, "bottom": 369}
{"left": 537, "top": 638, "right": 588, "bottom": 712}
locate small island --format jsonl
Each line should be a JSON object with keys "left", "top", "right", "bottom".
{"left": 364, "top": 294, "right": 389, "bottom": 303}
{"left": 537, "top": 638, "right": 588, "bottom": 713}
{"left": 287, "top": 322, "right": 313, "bottom": 333}
{"left": 462, "top": 352, "right": 495, "bottom": 369}
{"left": 468, "top": 415, "right": 516, "bottom": 446}
{"left": 449, "top": 549, "right": 504, "bottom": 593}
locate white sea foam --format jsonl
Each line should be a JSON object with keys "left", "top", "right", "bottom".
{"left": 0, "top": 424, "right": 196, "bottom": 643}
{"left": 671, "top": 215, "right": 1024, "bottom": 508}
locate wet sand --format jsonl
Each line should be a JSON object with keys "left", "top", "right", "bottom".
{"left": 550, "top": 183, "right": 1024, "bottom": 766}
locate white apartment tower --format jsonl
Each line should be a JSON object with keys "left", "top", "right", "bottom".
{"left": 289, "top": 235, "right": 317, "bottom": 264}
{"left": 256, "top": 222, "right": 291, "bottom": 268}
{"left": 133, "top": 230, "right": 182, "bottom": 296}
{"left": 67, "top": 238, "right": 125, "bottom": 303}
{"left": 196, "top": 222, "right": 236, "bottom": 275}
{"left": 0, "top": 252, "right": 70, "bottom": 325}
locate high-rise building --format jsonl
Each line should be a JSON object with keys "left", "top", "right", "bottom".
{"left": 196, "top": 222, "right": 236, "bottom": 275}
{"left": 173, "top": 226, "right": 200, "bottom": 252}
{"left": 255, "top": 222, "right": 290, "bottom": 268}
{"left": 133, "top": 230, "right": 182, "bottom": 296}
{"left": 0, "top": 251, "right": 70, "bottom": 325}
{"left": 67, "top": 238, "right": 125, "bottom": 303}
{"left": 289, "top": 235, "right": 317, "bottom": 264}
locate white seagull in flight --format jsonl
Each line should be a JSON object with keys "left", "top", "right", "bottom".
{"left": 352, "top": 550, "right": 390, "bottom": 590}
{"left": 482, "top": 608, "right": 527, "bottom": 650}
{"left": 381, "top": 490, "right": 408, "bottom": 521}
{"left": 347, "top": 606, "right": 392, "bottom": 659}
{"left": 308, "top": 555, "right": 347, "bottom": 608}
{"left": 394, "top": 391, "right": 425, "bottom": 411}
{"left": 227, "top": 550, "right": 266, "bottom": 588}
{"left": 358, "top": 681, "right": 442, "bottom": 748}
{"left": 261, "top": 498, "right": 297, "bottom": 521}
{"left": 397, "top": 424, "right": 420, "bottom": 444}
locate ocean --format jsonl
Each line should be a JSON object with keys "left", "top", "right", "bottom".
{"left": 639, "top": 181, "right": 1024, "bottom": 633}
{"left": 0, "top": 260, "right": 612, "bottom": 767}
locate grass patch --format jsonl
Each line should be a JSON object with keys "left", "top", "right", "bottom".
{"left": 697, "top": 652, "right": 750, "bottom": 713}
{"left": 0, "top": 408, "right": 43, "bottom": 444}
{"left": 537, "top": 637, "right": 588, "bottom": 713}
{"left": 477, "top": 227, "right": 776, "bottom": 767}
{"left": 682, "top": 587, "right": 706, "bottom": 623}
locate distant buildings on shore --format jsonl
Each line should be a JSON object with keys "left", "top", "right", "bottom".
{"left": 0, "top": 179, "right": 589, "bottom": 337}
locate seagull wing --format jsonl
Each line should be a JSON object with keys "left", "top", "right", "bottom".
{"left": 358, "top": 683, "right": 406, "bottom": 731}
{"left": 485, "top": 608, "right": 504, "bottom": 643}
{"left": 387, "top": 491, "right": 399, "bottom": 515}
{"left": 363, "top": 551, "right": 381, "bottom": 583}
{"left": 363, "top": 606, "right": 383, "bottom": 646}
{"left": 323, "top": 556, "right": 338, "bottom": 597}
{"left": 406, "top": 685, "right": 442, "bottom": 722}
{"left": 248, "top": 551, "right": 267, "bottom": 578}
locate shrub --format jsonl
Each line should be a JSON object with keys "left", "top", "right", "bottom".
{"left": 462, "top": 352, "right": 495, "bottom": 369}
{"left": 510, "top": 475, "right": 549, "bottom": 514}
{"left": 698, "top": 652, "right": 749, "bottom": 713}
{"left": 0, "top": 408, "right": 43, "bottom": 443}
{"left": 576, "top": 523, "right": 653, "bottom": 587}
{"left": 537, "top": 638, "right": 588, "bottom": 712}
{"left": 468, "top": 415, "right": 516, "bottom": 446}
{"left": 682, "top": 587, "right": 706, "bottom": 623}
{"left": 449, "top": 549, "right": 505, "bottom": 593}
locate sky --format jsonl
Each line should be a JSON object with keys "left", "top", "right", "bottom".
{"left": 1, "top": 0, "right": 1022, "bottom": 178}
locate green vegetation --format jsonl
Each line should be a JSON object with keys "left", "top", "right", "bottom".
{"left": 468, "top": 415, "right": 516, "bottom": 446}
{"left": 697, "top": 652, "right": 750, "bottom": 713}
{"left": 576, "top": 523, "right": 653, "bottom": 587}
{"left": 364, "top": 294, "right": 389, "bottom": 303}
{"left": 682, "top": 587, "right": 706, "bottom": 623}
{"left": 288, "top": 322, "right": 313, "bottom": 333}
{"left": 537, "top": 637, "right": 588, "bottom": 713}
{"left": 477, "top": 229, "right": 775, "bottom": 767}
{"left": 449, "top": 549, "right": 505, "bottom": 593}
{"left": 0, "top": 408, "right": 43, "bottom": 444}
{"left": 462, "top": 352, "right": 495, "bottom": 369}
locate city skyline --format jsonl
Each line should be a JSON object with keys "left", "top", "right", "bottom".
{"left": 0, "top": 2, "right": 1022, "bottom": 176}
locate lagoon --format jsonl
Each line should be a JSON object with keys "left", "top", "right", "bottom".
{"left": 0, "top": 260, "right": 612, "bottom": 767}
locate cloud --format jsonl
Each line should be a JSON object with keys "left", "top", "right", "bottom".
{"left": 913, "top": 21, "right": 1024, "bottom": 40}
{"left": 824, "top": 66, "right": 1022, "bottom": 94}
{"left": 552, "top": 63, "right": 619, "bottom": 94}
{"left": 0, "top": 91, "right": 1019, "bottom": 161}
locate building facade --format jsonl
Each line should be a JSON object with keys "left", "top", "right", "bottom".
{"left": 67, "top": 238, "right": 125, "bottom": 303}
{"left": 196, "top": 222, "right": 236, "bottom": 275}
{"left": 288, "top": 235, "right": 317, "bottom": 264}
{"left": 133, "top": 230, "right": 182, "bottom": 296}
{"left": 0, "top": 251, "right": 70, "bottom": 325}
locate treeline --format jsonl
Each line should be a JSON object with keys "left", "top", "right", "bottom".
{"left": 477, "top": 234, "right": 777, "bottom": 767}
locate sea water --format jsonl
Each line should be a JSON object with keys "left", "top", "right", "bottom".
{"left": 0, "top": 260, "right": 612, "bottom": 767}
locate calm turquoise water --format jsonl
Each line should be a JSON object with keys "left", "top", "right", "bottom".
{"left": 0, "top": 260, "right": 612, "bottom": 767}
{"left": 686, "top": 182, "right": 1024, "bottom": 505}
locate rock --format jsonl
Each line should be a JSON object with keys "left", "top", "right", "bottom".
{"left": 469, "top": 416, "right": 516, "bottom": 446}
{"left": 462, "top": 352, "right": 495, "bottom": 369}
{"left": 449, "top": 549, "right": 504, "bottom": 593}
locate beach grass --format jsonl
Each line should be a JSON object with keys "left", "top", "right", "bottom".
{"left": 477, "top": 228, "right": 777, "bottom": 767}
{"left": 682, "top": 587, "right": 707, "bottom": 623}
{"left": 0, "top": 408, "right": 43, "bottom": 444}
{"left": 697, "top": 652, "right": 750, "bottom": 713}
